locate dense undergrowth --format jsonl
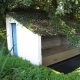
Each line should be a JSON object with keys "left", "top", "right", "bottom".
{"left": 0, "top": 55, "right": 80, "bottom": 80}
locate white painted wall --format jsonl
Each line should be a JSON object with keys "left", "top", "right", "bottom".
{"left": 6, "top": 15, "right": 42, "bottom": 65}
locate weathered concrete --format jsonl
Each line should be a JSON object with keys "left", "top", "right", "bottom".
{"left": 42, "top": 35, "right": 69, "bottom": 49}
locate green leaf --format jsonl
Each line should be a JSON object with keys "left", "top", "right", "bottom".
{"left": 72, "top": 0, "right": 74, "bottom": 2}
{"left": 75, "top": 0, "right": 78, "bottom": 4}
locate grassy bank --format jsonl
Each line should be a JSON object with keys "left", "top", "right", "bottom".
{"left": 0, "top": 55, "right": 80, "bottom": 80}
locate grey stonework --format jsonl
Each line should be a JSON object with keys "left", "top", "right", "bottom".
{"left": 42, "top": 35, "right": 70, "bottom": 49}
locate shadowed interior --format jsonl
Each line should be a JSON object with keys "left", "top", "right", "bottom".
{"left": 42, "top": 35, "right": 80, "bottom": 66}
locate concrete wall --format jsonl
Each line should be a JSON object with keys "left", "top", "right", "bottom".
{"left": 61, "top": 35, "right": 69, "bottom": 45}
{"left": 42, "top": 36, "right": 61, "bottom": 49}
{"left": 78, "top": 41, "right": 80, "bottom": 50}
{"left": 42, "top": 35, "right": 69, "bottom": 49}
{"left": 6, "top": 15, "right": 42, "bottom": 65}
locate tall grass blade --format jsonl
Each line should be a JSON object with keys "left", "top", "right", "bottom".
{"left": 0, "top": 40, "right": 6, "bottom": 62}
{"left": 0, "top": 39, "right": 13, "bottom": 79}
{"left": 0, "top": 48, "right": 13, "bottom": 75}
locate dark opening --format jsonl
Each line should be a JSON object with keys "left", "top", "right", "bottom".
{"left": 48, "top": 55, "right": 80, "bottom": 74}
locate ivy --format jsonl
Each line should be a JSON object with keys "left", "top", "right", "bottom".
{"left": 8, "top": 9, "right": 80, "bottom": 47}
{"left": 0, "top": 0, "right": 80, "bottom": 47}
{"left": 48, "top": 8, "right": 80, "bottom": 47}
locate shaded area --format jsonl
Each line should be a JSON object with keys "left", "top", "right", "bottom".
{"left": 42, "top": 45, "right": 72, "bottom": 57}
{"left": 48, "top": 55, "right": 80, "bottom": 74}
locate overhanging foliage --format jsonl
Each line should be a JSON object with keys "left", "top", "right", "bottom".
{"left": 0, "top": 0, "right": 80, "bottom": 47}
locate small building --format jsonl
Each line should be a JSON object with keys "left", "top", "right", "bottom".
{"left": 6, "top": 10, "right": 80, "bottom": 66}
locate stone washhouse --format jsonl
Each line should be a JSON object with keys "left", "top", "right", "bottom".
{"left": 6, "top": 10, "right": 80, "bottom": 66}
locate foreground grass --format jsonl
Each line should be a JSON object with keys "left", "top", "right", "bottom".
{"left": 0, "top": 56, "right": 80, "bottom": 80}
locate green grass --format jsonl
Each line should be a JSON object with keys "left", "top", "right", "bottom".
{"left": 0, "top": 56, "right": 67, "bottom": 80}
{"left": 0, "top": 55, "right": 80, "bottom": 80}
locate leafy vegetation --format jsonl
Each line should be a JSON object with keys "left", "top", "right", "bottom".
{"left": 0, "top": 0, "right": 80, "bottom": 47}
{"left": 0, "top": 55, "right": 80, "bottom": 80}
{"left": 0, "top": 40, "right": 9, "bottom": 79}
{"left": 0, "top": 1, "right": 80, "bottom": 79}
{"left": 0, "top": 37, "right": 80, "bottom": 80}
